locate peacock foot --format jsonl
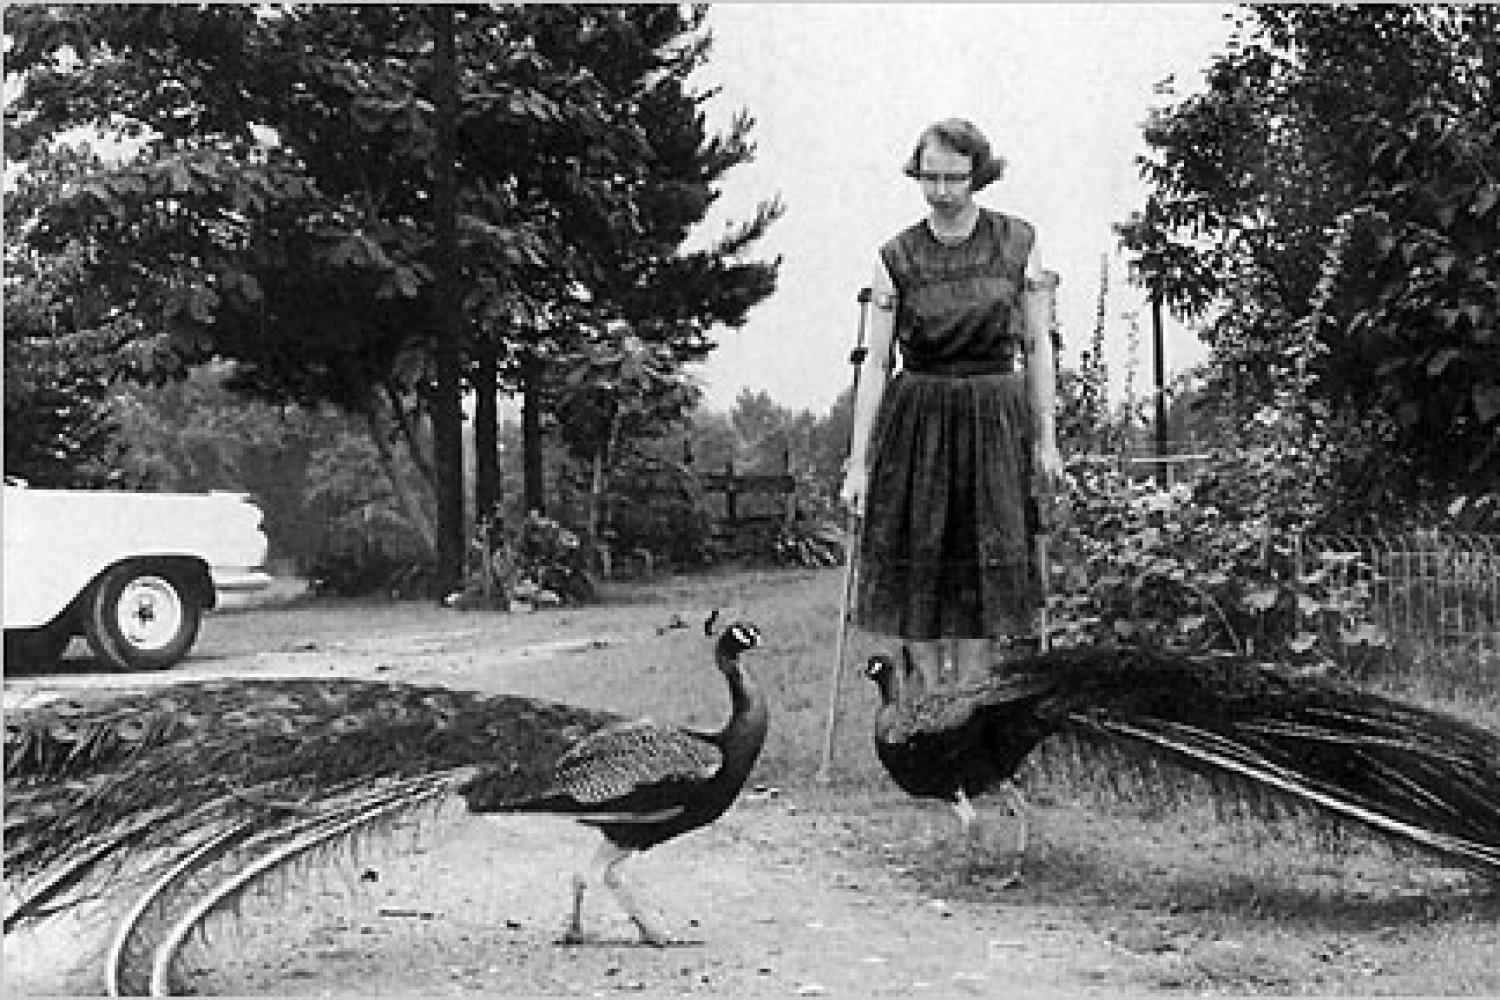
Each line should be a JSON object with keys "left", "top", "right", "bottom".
{"left": 558, "top": 925, "right": 592, "bottom": 946}
{"left": 633, "top": 919, "right": 676, "bottom": 948}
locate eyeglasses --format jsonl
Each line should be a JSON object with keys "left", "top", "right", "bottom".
{"left": 914, "top": 171, "right": 972, "bottom": 185}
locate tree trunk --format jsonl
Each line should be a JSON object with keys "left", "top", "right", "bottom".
{"left": 589, "top": 450, "right": 605, "bottom": 550}
{"left": 361, "top": 404, "right": 437, "bottom": 557}
{"left": 382, "top": 380, "right": 436, "bottom": 489}
{"left": 592, "top": 406, "right": 621, "bottom": 552}
{"left": 521, "top": 357, "right": 546, "bottom": 515}
{"left": 474, "top": 346, "right": 501, "bottom": 525}
{"left": 430, "top": 6, "right": 466, "bottom": 596}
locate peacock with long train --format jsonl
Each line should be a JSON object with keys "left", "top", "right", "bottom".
{"left": 866, "top": 644, "right": 1500, "bottom": 878}
{"left": 4, "top": 620, "right": 764, "bottom": 996}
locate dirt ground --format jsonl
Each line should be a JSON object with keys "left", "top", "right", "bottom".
{"left": 3, "top": 584, "right": 1146, "bottom": 998}
{"left": 8, "top": 576, "right": 1498, "bottom": 997}
{"left": 188, "top": 791, "right": 1136, "bottom": 998}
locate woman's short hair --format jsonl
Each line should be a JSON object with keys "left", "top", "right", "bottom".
{"left": 902, "top": 118, "right": 1007, "bottom": 190}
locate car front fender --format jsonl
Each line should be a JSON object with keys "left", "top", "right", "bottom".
{"left": 3, "top": 487, "right": 268, "bottom": 630}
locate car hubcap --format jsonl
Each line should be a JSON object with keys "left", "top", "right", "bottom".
{"left": 116, "top": 576, "right": 183, "bottom": 650}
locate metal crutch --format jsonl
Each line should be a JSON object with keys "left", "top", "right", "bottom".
{"left": 816, "top": 286, "right": 874, "bottom": 785}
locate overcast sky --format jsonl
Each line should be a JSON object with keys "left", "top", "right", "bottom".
{"left": 683, "top": 3, "right": 1238, "bottom": 413}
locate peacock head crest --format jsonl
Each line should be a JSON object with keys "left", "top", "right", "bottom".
{"left": 715, "top": 621, "right": 762, "bottom": 659}
{"left": 863, "top": 655, "right": 904, "bottom": 703}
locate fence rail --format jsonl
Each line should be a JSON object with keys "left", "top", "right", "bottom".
{"left": 1296, "top": 533, "right": 1500, "bottom": 651}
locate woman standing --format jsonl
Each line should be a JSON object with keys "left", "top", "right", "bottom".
{"left": 841, "top": 118, "right": 1062, "bottom": 689}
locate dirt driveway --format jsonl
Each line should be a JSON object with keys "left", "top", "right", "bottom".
{"left": 182, "top": 792, "right": 1134, "bottom": 997}
{"left": 5, "top": 583, "right": 1139, "bottom": 997}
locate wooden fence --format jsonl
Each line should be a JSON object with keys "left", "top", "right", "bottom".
{"left": 698, "top": 461, "right": 797, "bottom": 555}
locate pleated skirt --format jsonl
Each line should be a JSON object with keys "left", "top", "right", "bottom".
{"left": 854, "top": 369, "right": 1040, "bottom": 641}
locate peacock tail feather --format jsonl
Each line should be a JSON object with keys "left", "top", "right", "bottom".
{"left": 5, "top": 621, "right": 764, "bottom": 993}
{"left": 873, "top": 645, "right": 1500, "bottom": 874}
{"left": 5, "top": 677, "right": 626, "bottom": 940}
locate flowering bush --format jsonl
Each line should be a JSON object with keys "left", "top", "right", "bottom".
{"left": 468, "top": 509, "right": 596, "bottom": 607}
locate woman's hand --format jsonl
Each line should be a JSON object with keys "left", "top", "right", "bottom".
{"left": 1034, "top": 441, "right": 1064, "bottom": 494}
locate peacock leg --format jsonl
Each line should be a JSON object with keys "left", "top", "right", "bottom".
{"left": 995, "top": 780, "right": 1029, "bottom": 886}
{"left": 599, "top": 843, "right": 672, "bottom": 946}
{"left": 951, "top": 787, "right": 981, "bottom": 883}
{"left": 561, "top": 839, "right": 627, "bottom": 944}
{"left": 560, "top": 842, "right": 609, "bottom": 944}
{"left": 905, "top": 641, "right": 946, "bottom": 692}
{"left": 561, "top": 872, "right": 589, "bottom": 944}
{"left": 952, "top": 637, "right": 995, "bottom": 685}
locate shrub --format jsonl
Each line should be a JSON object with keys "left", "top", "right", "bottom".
{"left": 466, "top": 510, "right": 597, "bottom": 607}
{"left": 603, "top": 455, "right": 717, "bottom": 569}
{"left": 1049, "top": 456, "right": 1381, "bottom": 667}
{"left": 306, "top": 544, "right": 437, "bottom": 599}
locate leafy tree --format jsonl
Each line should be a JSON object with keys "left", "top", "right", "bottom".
{"left": 727, "top": 389, "right": 794, "bottom": 472}
{"left": 3, "top": 330, "right": 130, "bottom": 489}
{"left": 5, "top": 5, "right": 777, "bottom": 589}
{"left": 6, "top": 5, "right": 495, "bottom": 578}
{"left": 4, "top": 143, "right": 111, "bottom": 485}
{"left": 499, "top": 6, "right": 781, "bottom": 518}
{"left": 552, "top": 331, "right": 698, "bottom": 547}
{"left": 1129, "top": 4, "right": 1499, "bottom": 524}
{"left": 802, "top": 386, "right": 854, "bottom": 504}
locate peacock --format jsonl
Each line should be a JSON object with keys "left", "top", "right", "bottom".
{"left": 865, "top": 644, "right": 1500, "bottom": 879}
{"left": 865, "top": 650, "right": 1039, "bottom": 880}
{"left": 4, "top": 620, "right": 765, "bottom": 995}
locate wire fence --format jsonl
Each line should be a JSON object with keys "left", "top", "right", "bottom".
{"left": 1295, "top": 533, "right": 1500, "bottom": 652}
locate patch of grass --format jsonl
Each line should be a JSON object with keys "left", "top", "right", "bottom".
{"left": 1342, "top": 638, "right": 1500, "bottom": 730}
{"left": 517, "top": 564, "right": 896, "bottom": 790}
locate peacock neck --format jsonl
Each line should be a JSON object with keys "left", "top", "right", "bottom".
{"left": 715, "top": 660, "right": 769, "bottom": 771}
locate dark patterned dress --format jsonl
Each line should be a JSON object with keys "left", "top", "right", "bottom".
{"left": 855, "top": 209, "right": 1041, "bottom": 641}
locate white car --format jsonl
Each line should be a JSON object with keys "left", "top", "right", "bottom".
{"left": 2, "top": 482, "right": 273, "bottom": 671}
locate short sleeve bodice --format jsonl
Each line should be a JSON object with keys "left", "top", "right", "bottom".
{"left": 878, "top": 210, "right": 1035, "bottom": 376}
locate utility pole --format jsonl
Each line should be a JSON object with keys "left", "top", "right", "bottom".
{"left": 1152, "top": 284, "right": 1168, "bottom": 488}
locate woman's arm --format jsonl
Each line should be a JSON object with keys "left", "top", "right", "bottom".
{"left": 1022, "top": 239, "right": 1062, "bottom": 488}
{"left": 840, "top": 260, "right": 898, "bottom": 515}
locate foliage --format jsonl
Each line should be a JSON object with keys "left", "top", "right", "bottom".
{"left": 555, "top": 334, "right": 700, "bottom": 462}
{"left": 700, "top": 388, "right": 852, "bottom": 509}
{"left": 305, "top": 546, "right": 437, "bottom": 601}
{"left": 468, "top": 5, "right": 781, "bottom": 516}
{"left": 597, "top": 451, "right": 717, "bottom": 570}
{"left": 5, "top": 5, "right": 602, "bottom": 402}
{"left": 766, "top": 520, "right": 844, "bottom": 570}
{"left": 4, "top": 5, "right": 779, "bottom": 580}
{"left": 473, "top": 510, "right": 597, "bottom": 607}
{"left": 1055, "top": 255, "right": 1136, "bottom": 459}
{"left": 1049, "top": 457, "right": 1384, "bottom": 666}
{"left": 1131, "top": 5, "right": 1500, "bottom": 522}
{"left": 3, "top": 145, "right": 135, "bottom": 487}
{"left": 4, "top": 329, "right": 131, "bottom": 489}
{"left": 104, "top": 364, "right": 433, "bottom": 581}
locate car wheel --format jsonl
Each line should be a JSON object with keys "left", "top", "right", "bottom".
{"left": 84, "top": 564, "right": 202, "bottom": 671}
{"left": 4, "top": 624, "right": 71, "bottom": 670}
